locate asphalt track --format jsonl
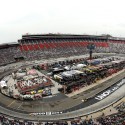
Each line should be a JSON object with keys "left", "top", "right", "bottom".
{"left": 0, "top": 69, "right": 125, "bottom": 113}
{"left": 63, "top": 77, "right": 125, "bottom": 113}
{"left": 0, "top": 59, "right": 125, "bottom": 120}
{"left": 0, "top": 77, "right": 125, "bottom": 121}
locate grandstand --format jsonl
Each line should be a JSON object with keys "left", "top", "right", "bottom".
{"left": 0, "top": 43, "right": 23, "bottom": 66}
{"left": 19, "top": 34, "right": 109, "bottom": 60}
{"left": 18, "top": 34, "right": 125, "bottom": 58}
{"left": 0, "top": 34, "right": 125, "bottom": 66}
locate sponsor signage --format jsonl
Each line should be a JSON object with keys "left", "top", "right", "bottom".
{"left": 95, "top": 79, "right": 125, "bottom": 101}
{"left": 30, "top": 111, "right": 63, "bottom": 116}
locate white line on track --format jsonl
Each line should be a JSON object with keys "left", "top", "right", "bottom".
{"left": 17, "top": 102, "right": 23, "bottom": 109}
{"left": 7, "top": 100, "right": 16, "bottom": 107}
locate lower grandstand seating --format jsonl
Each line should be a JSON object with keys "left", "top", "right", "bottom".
{"left": 108, "top": 40, "right": 125, "bottom": 54}
{"left": 0, "top": 46, "right": 23, "bottom": 66}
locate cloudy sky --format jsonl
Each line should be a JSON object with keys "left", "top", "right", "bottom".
{"left": 0, "top": 0, "right": 125, "bottom": 44}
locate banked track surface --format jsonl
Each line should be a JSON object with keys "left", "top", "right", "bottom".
{"left": 0, "top": 68, "right": 125, "bottom": 120}
{"left": 0, "top": 78, "right": 124, "bottom": 121}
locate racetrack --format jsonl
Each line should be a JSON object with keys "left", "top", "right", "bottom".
{"left": 0, "top": 76, "right": 125, "bottom": 121}
{"left": 0, "top": 68, "right": 125, "bottom": 120}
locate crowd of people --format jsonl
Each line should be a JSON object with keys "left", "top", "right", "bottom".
{"left": 0, "top": 46, "right": 22, "bottom": 66}
{"left": 97, "top": 112, "right": 125, "bottom": 125}
{"left": 116, "top": 102, "right": 125, "bottom": 112}
{"left": 0, "top": 111, "right": 125, "bottom": 125}
{"left": 0, "top": 114, "right": 97, "bottom": 125}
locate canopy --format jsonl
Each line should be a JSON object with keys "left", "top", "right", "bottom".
{"left": 0, "top": 80, "right": 7, "bottom": 88}
{"left": 76, "top": 64, "right": 87, "bottom": 68}
{"left": 16, "top": 72, "right": 26, "bottom": 78}
{"left": 27, "top": 69, "right": 37, "bottom": 75}
{"left": 64, "top": 66, "right": 70, "bottom": 70}
{"left": 62, "top": 70, "right": 83, "bottom": 77}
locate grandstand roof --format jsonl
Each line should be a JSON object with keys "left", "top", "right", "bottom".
{"left": 0, "top": 42, "right": 19, "bottom": 49}
{"left": 21, "top": 34, "right": 109, "bottom": 40}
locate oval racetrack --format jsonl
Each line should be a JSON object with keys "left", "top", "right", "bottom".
{"left": 0, "top": 65, "right": 125, "bottom": 121}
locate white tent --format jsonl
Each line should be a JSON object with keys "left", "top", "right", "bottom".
{"left": 76, "top": 64, "right": 87, "bottom": 69}
{"left": 64, "top": 66, "right": 70, "bottom": 70}
{"left": 16, "top": 72, "right": 26, "bottom": 78}
{"left": 0, "top": 81, "right": 7, "bottom": 88}
{"left": 62, "top": 70, "right": 83, "bottom": 77}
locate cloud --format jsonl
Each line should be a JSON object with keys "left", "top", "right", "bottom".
{"left": 0, "top": 0, "right": 125, "bottom": 43}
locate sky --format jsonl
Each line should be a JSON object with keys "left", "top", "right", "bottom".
{"left": 0, "top": 0, "right": 125, "bottom": 44}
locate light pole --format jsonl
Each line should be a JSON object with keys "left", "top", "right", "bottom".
{"left": 87, "top": 43, "right": 96, "bottom": 60}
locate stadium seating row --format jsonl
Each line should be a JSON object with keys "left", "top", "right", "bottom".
{"left": 19, "top": 41, "right": 109, "bottom": 51}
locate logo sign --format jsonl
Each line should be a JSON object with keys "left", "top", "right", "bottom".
{"left": 95, "top": 79, "right": 125, "bottom": 101}
{"left": 30, "top": 111, "right": 63, "bottom": 116}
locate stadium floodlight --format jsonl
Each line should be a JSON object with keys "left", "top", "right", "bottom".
{"left": 87, "top": 43, "right": 96, "bottom": 60}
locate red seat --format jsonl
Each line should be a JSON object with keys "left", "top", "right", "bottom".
{"left": 19, "top": 45, "right": 23, "bottom": 51}
{"left": 33, "top": 44, "right": 39, "bottom": 50}
{"left": 27, "top": 44, "right": 34, "bottom": 51}
{"left": 39, "top": 43, "right": 44, "bottom": 49}
{"left": 22, "top": 44, "right": 29, "bottom": 51}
